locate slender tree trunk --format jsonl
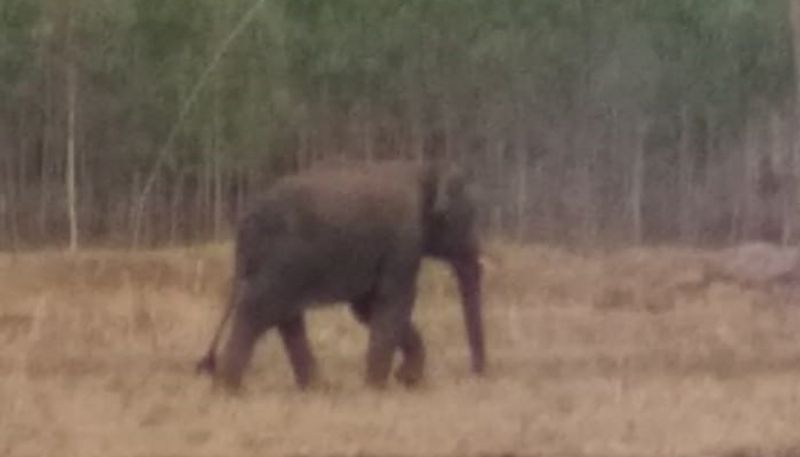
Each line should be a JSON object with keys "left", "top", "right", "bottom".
{"left": 352, "top": 103, "right": 372, "bottom": 162}
{"left": 129, "top": 170, "right": 141, "bottom": 246}
{"left": 491, "top": 139, "right": 505, "bottom": 236}
{"left": 297, "top": 125, "right": 310, "bottom": 171}
{"left": 408, "top": 92, "right": 424, "bottom": 163}
{"left": 363, "top": 106, "right": 374, "bottom": 162}
{"left": 513, "top": 114, "right": 528, "bottom": 242}
{"left": 514, "top": 145, "right": 528, "bottom": 242}
{"left": 441, "top": 100, "right": 454, "bottom": 162}
{"left": 213, "top": 155, "right": 223, "bottom": 240}
{"left": 1, "top": 139, "right": 14, "bottom": 248}
{"left": 740, "top": 120, "right": 760, "bottom": 241}
{"left": 791, "top": 0, "right": 800, "bottom": 111}
{"left": 767, "top": 111, "right": 793, "bottom": 245}
{"left": 199, "top": 145, "right": 209, "bottom": 239}
{"left": 65, "top": 26, "right": 79, "bottom": 251}
{"left": 789, "top": 0, "right": 800, "bottom": 243}
{"left": 570, "top": 112, "right": 599, "bottom": 246}
{"left": 10, "top": 112, "right": 25, "bottom": 248}
{"left": 630, "top": 117, "right": 647, "bottom": 245}
{"left": 169, "top": 171, "right": 185, "bottom": 245}
{"left": 38, "top": 98, "right": 51, "bottom": 241}
{"left": 32, "top": 9, "right": 50, "bottom": 245}
{"left": 677, "top": 105, "right": 694, "bottom": 243}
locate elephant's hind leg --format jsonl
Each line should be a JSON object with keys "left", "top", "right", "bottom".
{"left": 215, "top": 280, "right": 281, "bottom": 392}
{"left": 217, "top": 312, "right": 267, "bottom": 392}
{"left": 352, "top": 291, "right": 425, "bottom": 387}
{"left": 278, "top": 314, "right": 319, "bottom": 389}
{"left": 364, "top": 308, "right": 400, "bottom": 388}
{"left": 395, "top": 322, "right": 425, "bottom": 386}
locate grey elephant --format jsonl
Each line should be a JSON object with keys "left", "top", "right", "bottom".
{"left": 196, "top": 160, "right": 486, "bottom": 391}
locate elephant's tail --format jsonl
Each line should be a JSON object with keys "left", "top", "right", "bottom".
{"left": 195, "top": 280, "right": 240, "bottom": 375}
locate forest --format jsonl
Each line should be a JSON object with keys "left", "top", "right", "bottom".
{"left": 7, "top": 3, "right": 800, "bottom": 455}
{"left": 1, "top": 0, "right": 798, "bottom": 249}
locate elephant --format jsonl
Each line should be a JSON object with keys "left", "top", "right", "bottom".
{"left": 195, "top": 159, "right": 486, "bottom": 391}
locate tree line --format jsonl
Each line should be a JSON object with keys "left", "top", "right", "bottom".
{"left": 1, "top": 0, "right": 799, "bottom": 250}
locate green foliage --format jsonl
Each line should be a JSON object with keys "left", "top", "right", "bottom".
{"left": 0, "top": 0, "right": 797, "bottom": 246}
{"left": 21, "top": 0, "right": 789, "bottom": 149}
{"left": 0, "top": 0, "right": 40, "bottom": 97}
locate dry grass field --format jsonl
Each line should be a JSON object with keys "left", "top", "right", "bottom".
{"left": 2, "top": 243, "right": 800, "bottom": 456}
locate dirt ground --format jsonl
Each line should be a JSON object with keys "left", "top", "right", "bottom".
{"left": 2, "top": 243, "right": 800, "bottom": 457}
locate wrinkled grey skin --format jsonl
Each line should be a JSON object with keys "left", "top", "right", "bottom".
{"left": 196, "top": 160, "right": 485, "bottom": 391}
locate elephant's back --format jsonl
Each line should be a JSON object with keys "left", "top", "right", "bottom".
{"left": 232, "top": 162, "right": 426, "bottom": 300}
{"left": 267, "top": 162, "right": 425, "bottom": 237}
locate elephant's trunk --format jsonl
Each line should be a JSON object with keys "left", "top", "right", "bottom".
{"left": 452, "top": 254, "right": 486, "bottom": 374}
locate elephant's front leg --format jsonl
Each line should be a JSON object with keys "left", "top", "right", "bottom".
{"left": 278, "top": 314, "right": 319, "bottom": 389}
{"left": 353, "top": 296, "right": 426, "bottom": 387}
{"left": 364, "top": 284, "right": 418, "bottom": 388}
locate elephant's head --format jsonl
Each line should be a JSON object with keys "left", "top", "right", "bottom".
{"left": 421, "top": 163, "right": 486, "bottom": 375}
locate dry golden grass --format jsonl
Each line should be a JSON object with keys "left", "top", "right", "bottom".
{"left": 2, "top": 242, "right": 800, "bottom": 456}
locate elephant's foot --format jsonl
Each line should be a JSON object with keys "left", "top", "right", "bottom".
{"left": 395, "top": 323, "right": 425, "bottom": 387}
{"left": 211, "top": 372, "right": 245, "bottom": 396}
{"left": 294, "top": 365, "right": 321, "bottom": 391}
{"left": 195, "top": 352, "right": 216, "bottom": 374}
{"left": 394, "top": 359, "right": 424, "bottom": 387}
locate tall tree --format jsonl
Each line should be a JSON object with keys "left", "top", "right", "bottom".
{"left": 65, "top": 0, "right": 78, "bottom": 251}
